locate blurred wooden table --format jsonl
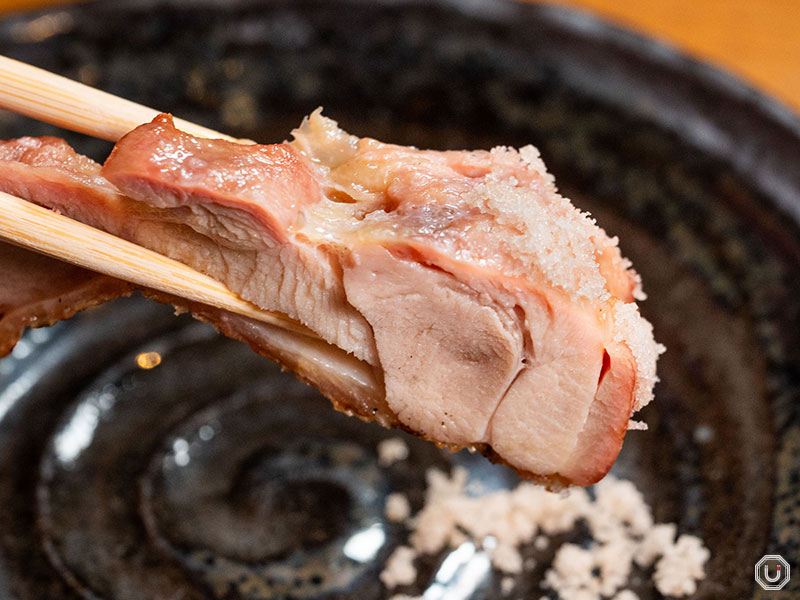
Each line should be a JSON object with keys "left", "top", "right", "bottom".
{"left": 2, "top": 0, "right": 799, "bottom": 113}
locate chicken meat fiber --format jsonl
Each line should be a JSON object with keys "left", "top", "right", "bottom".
{"left": 0, "top": 111, "right": 662, "bottom": 485}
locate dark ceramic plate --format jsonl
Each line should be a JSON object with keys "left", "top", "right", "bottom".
{"left": 0, "top": 1, "right": 798, "bottom": 598}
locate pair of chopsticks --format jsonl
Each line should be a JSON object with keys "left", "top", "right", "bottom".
{"left": 0, "top": 55, "right": 310, "bottom": 337}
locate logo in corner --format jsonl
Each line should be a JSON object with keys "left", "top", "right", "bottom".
{"left": 755, "top": 555, "right": 790, "bottom": 591}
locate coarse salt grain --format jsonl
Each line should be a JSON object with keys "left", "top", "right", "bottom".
{"left": 595, "top": 538, "right": 636, "bottom": 596}
{"left": 380, "top": 545, "right": 418, "bottom": 589}
{"left": 500, "top": 576, "right": 516, "bottom": 595}
{"left": 545, "top": 543, "right": 597, "bottom": 598}
{"left": 382, "top": 468, "right": 708, "bottom": 599}
{"left": 653, "top": 535, "right": 710, "bottom": 597}
{"left": 636, "top": 523, "right": 677, "bottom": 567}
{"left": 491, "top": 541, "right": 524, "bottom": 574}
{"left": 385, "top": 492, "right": 411, "bottom": 522}
{"left": 377, "top": 437, "right": 410, "bottom": 466}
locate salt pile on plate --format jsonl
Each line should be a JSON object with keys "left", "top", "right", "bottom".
{"left": 378, "top": 439, "right": 709, "bottom": 600}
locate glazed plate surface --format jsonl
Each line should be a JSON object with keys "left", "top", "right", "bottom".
{"left": 0, "top": 1, "right": 798, "bottom": 598}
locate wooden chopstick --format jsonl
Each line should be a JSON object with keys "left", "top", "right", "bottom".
{"left": 0, "top": 56, "right": 314, "bottom": 337}
{"left": 0, "top": 55, "right": 238, "bottom": 142}
{"left": 0, "top": 57, "right": 384, "bottom": 405}
{"left": 0, "top": 56, "right": 301, "bottom": 331}
{"left": 0, "top": 190, "right": 316, "bottom": 338}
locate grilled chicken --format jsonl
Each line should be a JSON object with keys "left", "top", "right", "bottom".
{"left": 0, "top": 112, "right": 661, "bottom": 485}
{"left": 0, "top": 242, "right": 131, "bottom": 357}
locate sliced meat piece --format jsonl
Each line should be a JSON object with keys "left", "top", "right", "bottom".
{"left": 0, "top": 134, "right": 377, "bottom": 365}
{"left": 341, "top": 244, "right": 524, "bottom": 445}
{"left": 0, "top": 112, "right": 662, "bottom": 485}
{"left": 101, "top": 118, "right": 378, "bottom": 365}
{"left": 559, "top": 341, "right": 637, "bottom": 485}
{"left": 0, "top": 241, "right": 132, "bottom": 357}
{"left": 139, "top": 290, "right": 385, "bottom": 422}
{"left": 0, "top": 242, "right": 385, "bottom": 425}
